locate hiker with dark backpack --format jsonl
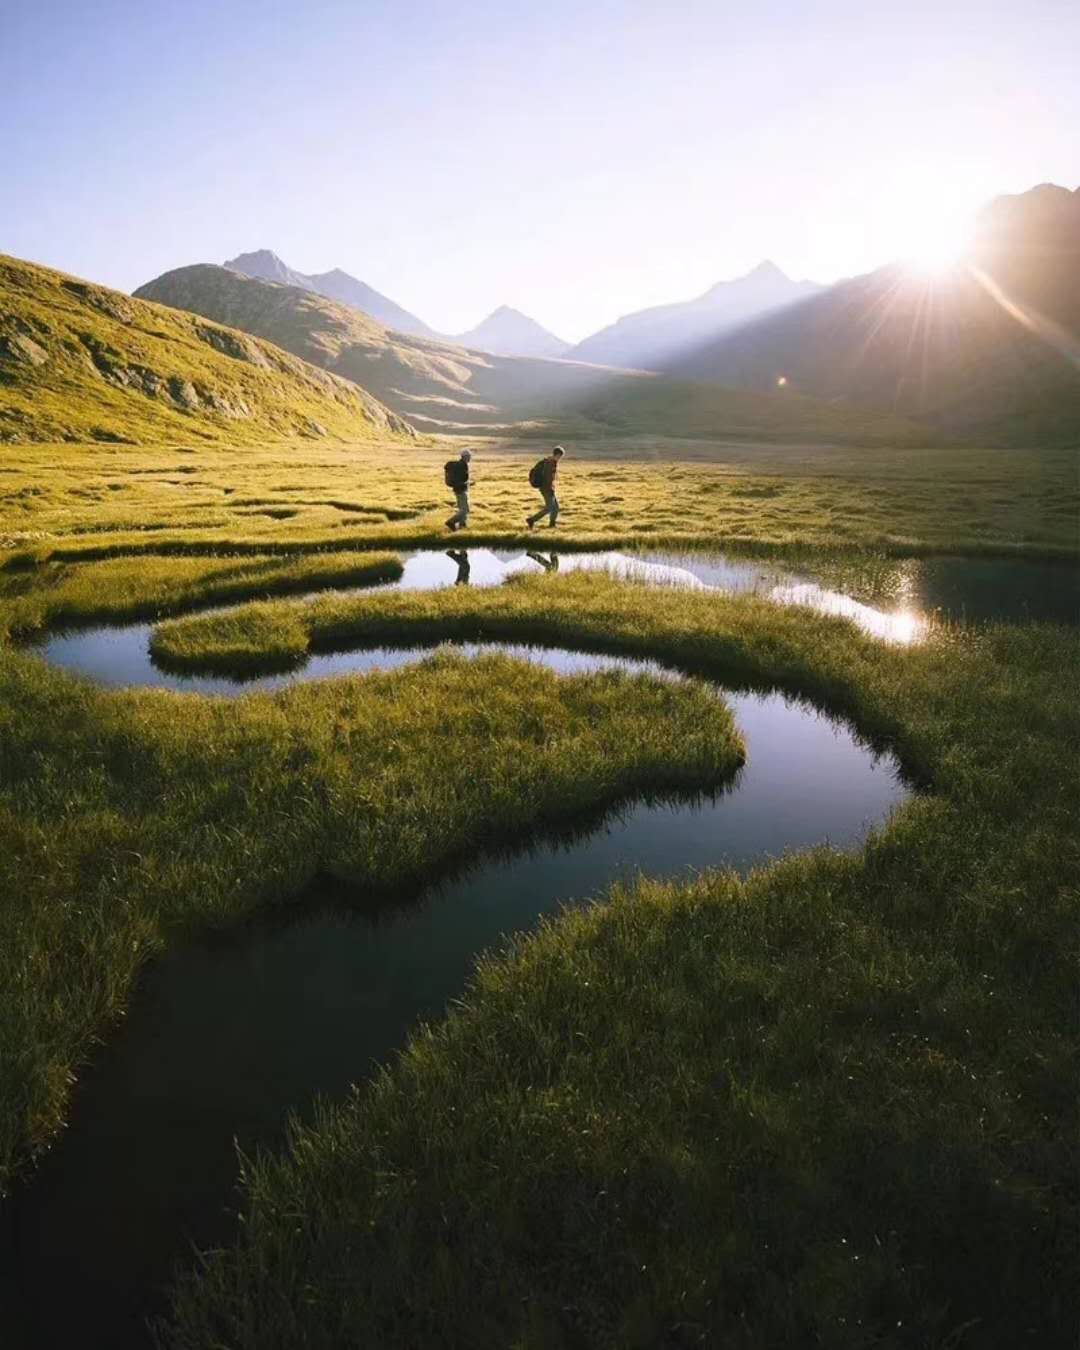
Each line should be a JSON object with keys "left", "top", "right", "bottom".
{"left": 526, "top": 445, "right": 565, "bottom": 529}
{"left": 444, "top": 449, "right": 472, "bottom": 531}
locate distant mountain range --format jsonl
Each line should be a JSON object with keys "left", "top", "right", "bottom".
{"left": 227, "top": 251, "right": 570, "bottom": 360}
{"left": 666, "top": 184, "right": 1080, "bottom": 444}
{"left": 223, "top": 249, "right": 813, "bottom": 367}
{"left": 568, "top": 261, "right": 822, "bottom": 369}
{"left": 11, "top": 180, "right": 1070, "bottom": 448}
{"left": 133, "top": 264, "right": 933, "bottom": 446}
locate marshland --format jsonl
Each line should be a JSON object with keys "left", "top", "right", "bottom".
{"left": 3, "top": 4, "right": 1078, "bottom": 1344}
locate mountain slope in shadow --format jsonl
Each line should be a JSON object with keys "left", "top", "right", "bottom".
{"left": 666, "top": 185, "right": 1080, "bottom": 445}
{"left": 569, "top": 261, "right": 822, "bottom": 371}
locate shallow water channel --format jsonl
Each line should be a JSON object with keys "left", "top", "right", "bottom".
{"left": 35, "top": 547, "right": 1079, "bottom": 696}
{"left": 5, "top": 641, "right": 910, "bottom": 1349}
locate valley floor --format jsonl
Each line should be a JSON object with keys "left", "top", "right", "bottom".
{"left": 1, "top": 439, "right": 1076, "bottom": 578}
{"left": 0, "top": 438, "right": 1076, "bottom": 1347}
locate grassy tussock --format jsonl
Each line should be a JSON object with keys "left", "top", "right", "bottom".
{"left": 0, "top": 550, "right": 402, "bottom": 640}
{"left": 153, "top": 602, "right": 311, "bottom": 673}
{"left": 0, "top": 649, "right": 742, "bottom": 1189}
{"left": 146, "top": 579, "right": 1080, "bottom": 1349}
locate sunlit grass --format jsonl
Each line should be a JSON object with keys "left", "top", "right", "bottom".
{"left": 0, "top": 640, "right": 743, "bottom": 1189}
{"left": 1, "top": 442, "right": 1075, "bottom": 574}
{"left": 0, "top": 550, "right": 403, "bottom": 640}
{"left": 0, "top": 437, "right": 1076, "bottom": 1346}
{"left": 143, "top": 579, "right": 1080, "bottom": 1350}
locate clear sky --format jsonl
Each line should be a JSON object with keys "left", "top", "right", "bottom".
{"left": 5, "top": 0, "right": 1077, "bottom": 341}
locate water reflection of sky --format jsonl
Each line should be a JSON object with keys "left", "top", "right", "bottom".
{"left": 36, "top": 547, "right": 1079, "bottom": 694}
{"left": 397, "top": 548, "right": 929, "bottom": 644}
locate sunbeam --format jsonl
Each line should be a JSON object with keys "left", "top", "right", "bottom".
{"left": 969, "top": 265, "right": 1080, "bottom": 367}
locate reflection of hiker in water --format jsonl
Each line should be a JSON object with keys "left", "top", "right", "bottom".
{"left": 526, "top": 445, "right": 564, "bottom": 528}
{"left": 446, "top": 549, "right": 471, "bottom": 585}
{"left": 527, "top": 551, "right": 560, "bottom": 573}
{"left": 444, "top": 448, "right": 472, "bottom": 531}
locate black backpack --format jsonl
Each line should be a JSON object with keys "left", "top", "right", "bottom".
{"left": 444, "top": 459, "right": 468, "bottom": 489}
{"left": 528, "top": 458, "right": 548, "bottom": 489}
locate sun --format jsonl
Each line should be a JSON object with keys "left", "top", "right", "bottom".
{"left": 902, "top": 211, "right": 974, "bottom": 277}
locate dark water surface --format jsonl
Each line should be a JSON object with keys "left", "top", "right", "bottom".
{"left": 34, "top": 548, "right": 1079, "bottom": 698}
{"left": 4, "top": 645, "right": 907, "bottom": 1350}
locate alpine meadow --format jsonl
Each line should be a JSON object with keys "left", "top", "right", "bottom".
{"left": 2, "top": 4, "right": 1078, "bottom": 1349}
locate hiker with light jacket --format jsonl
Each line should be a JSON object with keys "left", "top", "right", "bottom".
{"left": 526, "top": 445, "right": 565, "bottom": 529}
{"left": 444, "top": 448, "right": 472, "bottom": 531}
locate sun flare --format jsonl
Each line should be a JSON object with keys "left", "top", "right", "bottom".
{"left": 902, "top": 211, "right": 974, "bottom": 277}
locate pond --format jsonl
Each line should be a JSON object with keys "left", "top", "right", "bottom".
{"left": 33, "top": 547, "right": 1078, "bottom": 696}
{"left": 3, "top": 644, "right": 908, "bottom": 1350}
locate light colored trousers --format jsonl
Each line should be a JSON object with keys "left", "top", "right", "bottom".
{"left": 447, "top": 488, "right": 469, "bottom": 528}
{"left": 528, "top": 487, "right": 559, "bottom": 526}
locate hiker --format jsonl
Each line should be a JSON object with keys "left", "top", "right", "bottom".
{"left": 526, "top": 445, "right": 565, "bottom": 529}
{"left": 444, "top": 449, "right": 472, "bottom": 531}
{"left": 446, "top": 549, "right": 471, "bottom": 585}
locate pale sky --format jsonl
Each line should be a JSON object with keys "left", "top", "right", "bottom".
{"left": 5, "top": 0, "right": 1078, "bottom": 341}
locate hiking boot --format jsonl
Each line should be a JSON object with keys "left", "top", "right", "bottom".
{"left": 525, "top": 517, "right": 534, "bottom": 529}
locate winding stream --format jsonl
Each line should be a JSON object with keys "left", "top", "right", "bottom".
{"left": 33, "top": 547, "right": 1078, "bottom": 698}
{"left": 5, "top": 640, "right": 909, "bottom": 1350}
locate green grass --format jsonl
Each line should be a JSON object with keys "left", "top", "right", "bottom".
{"left": 0, "top": 642, "right": 743, "bottom": 1191}
{"left": 140, "top": 576, "right": 1080, "bottom": 1350}
{"left": 0, "top": 255, "right": 415, "bottom": 445}
{"left": 0, "top": 549, "right": 402, "bottom": 641}
{"left": 152, "top": 600, "right": 313, "bottom": 674}
{"left": 0, "top": 437, "right": 1076, "bottom": 1347}
{"left": 2, "top": 442, "right": 1075, "bottom": 574}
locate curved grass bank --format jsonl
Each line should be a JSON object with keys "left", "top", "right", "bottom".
{"left": 0, "top": 647, "right": 743, "bottom": 1192}
{"left": 152, "top": 574, "right": 934, "bottom": 778}
{"left": 0, "top": 550, "right": 403, "bottom": 641}
{"left": 145, "top": 576, "right": 1078, "bottom": 1350}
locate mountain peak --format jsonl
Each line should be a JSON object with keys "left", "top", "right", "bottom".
{"left": 453, "top": 306, "right": 570, "bottom": 359}
{"left": 699, "top": 260, "right": 810, "bottom": 303}
{"left": 224, "top": 249, "right": 310, "bottom": 289}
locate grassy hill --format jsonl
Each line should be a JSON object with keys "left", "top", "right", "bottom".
{"left": 667, "top": 185, "right": 1080, "bottom": 446}
{"left": 0, "top": 256, "right": 415, "bottom": 446}
{"left": 135, "top": 265, "right": 940, "bottom": 447}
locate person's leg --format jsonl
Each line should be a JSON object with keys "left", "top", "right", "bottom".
{"left": 447, "top": 488, "right": 469, "bottom": 529}
{"left": 546, "top": 489, "right": 559, "bottom": 526}
{"left": 527, "top": 490, "right": 546, "bottom": 527}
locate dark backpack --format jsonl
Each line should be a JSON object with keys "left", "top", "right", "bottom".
{"left": 528, "top": 458, "right": 548, "bottom": 489}
{"left": 444, "top": 459, "right": 468, "bottom": 489}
